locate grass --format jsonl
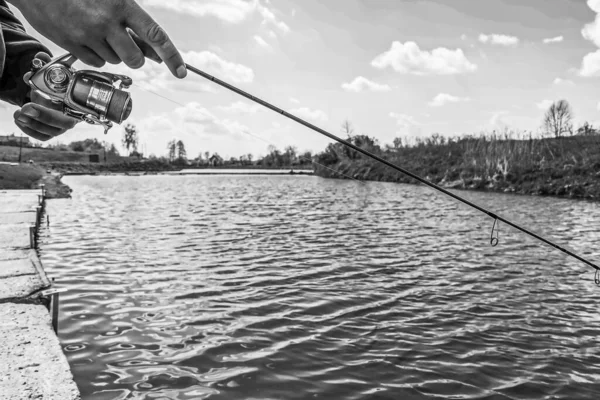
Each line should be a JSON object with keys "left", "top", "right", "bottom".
{"left": 0, "top": 163, "right": 44, "bottom": 190}
{"left": 0, "top": 145, "right": 130, "bottom": 163}
{"left": 314, "top": 131, "right": 600, "bottom": 200}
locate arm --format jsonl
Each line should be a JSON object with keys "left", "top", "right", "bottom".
{"left": 0, "top": 0, "right": 51, "bottom": 106}
{"left": 6, "top": 0, "right": 186, "bottom": 78}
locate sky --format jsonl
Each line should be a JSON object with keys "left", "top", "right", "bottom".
{"left": 2, "top": 0, "right": 600, "bottom": 160}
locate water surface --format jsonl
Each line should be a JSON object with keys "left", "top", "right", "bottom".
{"left": 40, "top": 175, "right": 600, "bottom": 399}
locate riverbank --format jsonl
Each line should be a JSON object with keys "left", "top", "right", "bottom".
{"left": 313, "top": 134, "right": 600, "bottom": 201}
{"left": 0, "top": 188, "right": 80, "bottom": 399}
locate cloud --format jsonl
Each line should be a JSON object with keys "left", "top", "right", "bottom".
{"left": 137, "top": 102, "right": 250, "bottom": 156}
{"left": 371, "top": 41, "right": 477, "bottom": 75}
{"left": 341, "top": 76, "right": 392, "bottom": 92}
{"left": 389, "top": 112, "right": 419, "bottom": 128}
{"left": 460, "top": 34, "right": 468, "bottom": 41}
{"left": 289, "top": 107, "right": 328, "bottom": 122}
{"left": 553, "top": 77, "right": 574, "bottom": 85}
{"left": 536, "top": 99, "right": 554, "bottom": 110}
{"left": 597, "top": 101, "right": 600, "bottom": 111}
{"left": 141, "top": 0, "right": 290, "bottom": 33}
{"left": 218, "top": 101, "right": 260, "bottom": 113}
{"left": 579, "top": 1, "right": 600, "bottom": 76}
{"left": 543, "top": 36, "right": 564, "bottom": 44}
{"left": 289, "top": 98, "right": 300, "bottom": 104}
{"left": 582, "top": 0, "right": 600, "bottom": 47}
{"left": 489, "top": 111, "right": 510, "bottom": 129}
{"left": 94, "top": 50, "right": 254, "bottom": 95}
{"left": 186, "top": 51, "right": 254, "bottom": 83}
{"left": 254, "top": 35, "right": 272, "bottom": 49}
{"left": 478, "top": 33, "right": 519, "bottom": 46}
{"left": 428, "top": 93, "right": 470, "bottom": 107}
{"left": 578, "top": 49, "right": 600, "bottom": 77}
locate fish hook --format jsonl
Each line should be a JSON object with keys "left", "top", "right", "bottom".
{"left": 490, "top": 218, "right": 500, "bottom": 247}
{"left": 595, "top": 269, "right": 600, "bottom": 286}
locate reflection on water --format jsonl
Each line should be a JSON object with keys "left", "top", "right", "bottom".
{"left": 39, "top": 175, "right": 600, "bottom": 399}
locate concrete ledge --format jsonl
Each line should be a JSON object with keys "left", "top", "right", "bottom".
{"left": 0, "top": 223, "right": 32, "bottom": 250}
{"left": 0, "top": 274, "right": 48, "bottom": 301}
{"left": 0, "top": 303, "right": 80, "bottom": 400}
{"left": 1, "top": 211, "right": 37, "bottom": 225}
{"left": 0, "top": 189, "right": 80, "bottom": 399}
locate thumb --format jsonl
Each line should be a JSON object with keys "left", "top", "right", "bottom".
{"left": 30, "top": 89, "right": 64, "bottom": 111}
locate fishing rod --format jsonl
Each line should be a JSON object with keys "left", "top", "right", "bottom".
{"left": 184, "top": 63, "right": 600, "bottom": 283}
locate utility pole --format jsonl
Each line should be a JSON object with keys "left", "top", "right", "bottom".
{"left": 18, "top": 132, "right": 23, "bottom": 163}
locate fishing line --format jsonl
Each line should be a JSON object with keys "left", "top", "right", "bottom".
{"left": 181, "top": 63, "right": 600, "bottom": 282}
{"left": 133, "top": 84, "right": 365, "bottom": 184}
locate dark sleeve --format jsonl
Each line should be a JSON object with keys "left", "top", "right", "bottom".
{"left": 0, "top": 0, "right": 52, "bottom": 107}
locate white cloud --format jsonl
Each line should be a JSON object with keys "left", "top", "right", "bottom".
{"left": 186, "top": 50, "right": 254, "bottom": 83}
{"left": 341, "top": 76, "right": 392, "bottom": 92}
{"left": 141, "top": 0, "right": 254, "bottom": 23}
{"left": 96, "top": 50, "right": 254, "bottom": 94}
{"left": 137, "top": 101, "right": 251, "bottom": 157}
{"left": 389, "top": 112, "right": 419, "bottom": 128}
{"left": 257, "top": 4, "right": 290, "bottom": 34}
{"left": 428, "top": 93, "right": 470, "bottom": 107}
{"left": 590, "top": 0, "right": 600, "bottom": 12}
{"left": 597, "top": 101, "right": 600, "bottom": 111}
{"left": 460, "top": 34, "right": 468, "bottom": 41}
{"left": 289, "top": 98, "right": 300, "bottom": 104}
{"left": 578, "top": 49, "right": 600, "bottom": 77}
{"left": 553, "top": 78, "right": 574, "bottom": 85}
{"left": 543, "top": 36, "right": 564, "bottom": 44}
{"left": 536, "top": 99, "right": 554, "bottom": 110}
{"left": 289, "top": 107, "right": 328, "bottom": 122}
{"left": 583, "top": 0, "right": 600, "bottom": 47}
{"left": 254, "top": 35, "right": 272, "bottom": 49}
{"left": 478, "top": 33, "right": 519, "bottom": 46}
{"left": 218, "top": 101, "right": 260, "bottom": 113}
{"left": 371, "top": 41, "right": 477, "bottom": 75}
{"left": 579, "top": 1, "right": 600, "bottom": 76}
{"left": 489, "top": 111, "right": 510, "bottom": 129}
{"left": 88, "top": 57, "right": 214, "bottom": 94}
{"left": 141, "top": 0, "right": 290, "bottom": 33}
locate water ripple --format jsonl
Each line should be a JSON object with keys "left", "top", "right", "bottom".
{"left": 38, "top": 175, "right": 600, "bottom": 399}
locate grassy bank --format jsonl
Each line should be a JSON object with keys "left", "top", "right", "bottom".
{"left": 0, "top": 163, "right": 71, "bottom": 198}
{"left": 313, "top": 133, "right": 600, "bottom": 200}
{"left": 41, "top": 159, "right": 179, "bottom": 175}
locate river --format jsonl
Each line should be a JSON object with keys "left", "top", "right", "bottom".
{"left": 39, "top": 174, "right": 600, "bottom": 400}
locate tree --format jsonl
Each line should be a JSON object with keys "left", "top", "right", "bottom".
{"left": 176, "top": 140, "right": 187, "bottom": 160}
{"left": 341, "top": 120, "right": 354, "bottom": 137}
{"left": 167, "top": 139, "right": 177, "bottom": 162}
{"left": 284, "top": 145, "right": 297, "bottom": 166}
{"left": 577, "top": 121, "right": 597, "bottom": 136}
{"left": 204, "top": 151, "right": 210, "bottom": 161}
{"left": 122, "top": 124, "right": 139, "bottom": 155}
{"left": 247, "top": 153, "right": 253, "bottom": 164}
{"left": 543, "top": 100, "right": 573, "bottom": 138}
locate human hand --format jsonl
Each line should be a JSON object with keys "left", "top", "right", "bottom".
{"left": 7, "top": 0, "right": 187, "bottom": 78}
{"left": 13, "top": 53, "right": 79, "bottom": 141}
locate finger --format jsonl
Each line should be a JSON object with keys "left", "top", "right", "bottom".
{"left": 14, "top": 120, "right": 54, "bottom": 142}
{"left": 20, "top": 103, "right": 78, "bottom": 130}
{"left": 125, "top": 4, "right": 186, "bottom": 78}
{"left": 30, "top": 90, "right": 64, "bottom": 111}
{"left": 92, "top": 41, "right": 121, "bottom": 65}
{"left": 106, "top": 31, "right": 145, "bottom": 69}
{"left": 70, "top": 45, "right": 106, "bottom": 68}
{"left": 14, "top": 113, "right": 64, "bottom": 137}
{"left": 128, "top": 29, "right": 162, "bottom": 64}
{"left": 23, "top": 71, "right": 32, "bottom": 84}
{"left": 34, "top": 52, "right": 52, "bottom": 63}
